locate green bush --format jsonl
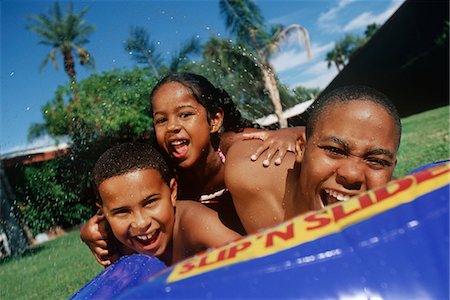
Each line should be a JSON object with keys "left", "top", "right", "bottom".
{"left": 17, "top": 159, "right": 92, "bottom": 235}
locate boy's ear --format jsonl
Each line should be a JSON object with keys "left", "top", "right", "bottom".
{"left": 210, "top": 108, "right": 224, "bottom": 134}
{"left": 295, "top": 131, "right": 307, "bottom": 163}
{"left": 169, "top": 178, "right": 178, "bottom": 206}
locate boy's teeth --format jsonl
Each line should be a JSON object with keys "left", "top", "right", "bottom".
{"left": 137, "top": 232, "right": 154, "bottom": 241}
{"left": 325, "top": 189, "right": 350, "bottom": 201}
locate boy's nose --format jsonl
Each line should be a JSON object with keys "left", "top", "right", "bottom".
{"left": 130, "top": 212, "right": 150, "bottom": 232}
{"left": 335, "top": 158, "right": 366, "bottom": 191}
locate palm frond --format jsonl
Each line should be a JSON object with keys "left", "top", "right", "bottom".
{"left": 170, "top": 37, "right": 201, "bottom": 71}
{"left": 275, "top": 24, "right": 312, "bottom": 58}
{"left": 125, "top": 26, "right": 163, "bottom": 76}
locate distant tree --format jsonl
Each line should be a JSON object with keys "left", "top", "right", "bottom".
{"left": 217, "top": 0, "right": 312, "bottom": 128}
{"left": 292, "top": 86, "right": 321, "bottom": 103}
{"left": 29, "top": 68, "right": 155, "bottom": 143}
{"left": 325, "top": 23, "right": 380, "bottom": 72}
{"left": 125, "top": 26, "right": 201, "bottom": 76}
{"left": 169, "top": 37, "right": 202, "bottom": 71}
{"left": 26, "top": 2, "right": 95, "bottom": 100}
{"left": 125, "top": 26, "right": 164, "bottom": 77}
{"left": 325, "top": 34, "right": 365, "bottom": 71}
{"left": 364, "top": 23, "right": 381, "bottom": 39}
{"left": 202, "top": 38, "right": 271, "bottom": 119}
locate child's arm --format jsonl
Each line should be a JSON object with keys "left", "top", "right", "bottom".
{"left": 242, "top": 126, "right": 305, "bottom": 166}
{"left": 80, "top": 212, "right": 122, "bottom": 267}
{"left": 221, "top": 126, "right": 305, "bottom": 167}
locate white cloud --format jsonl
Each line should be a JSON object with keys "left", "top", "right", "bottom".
{"left": 304, "top": 60, "right": 331, "bottom": 76}
{"left": 296, "top": 64, "right": 338, "bottom": 89}
{"left": 319, "top": 0, "right": 405, "bottom": 33}
{"left": 268, "top": 9, "right": 304, "bottom": 25}
{"left": 319, "top": 0, "right": 357, "bottom": 23}
{"left": 270, "top": 41, "right": 334, "bottom": 73}
{"left": 342, "top": 0, "right": 404, "bottom": 32}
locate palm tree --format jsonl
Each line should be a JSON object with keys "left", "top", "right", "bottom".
{"left": 125, "top": 27, "right": 201, "bottom": 77}
{"left": 203, "top": 38, "right": 271, "bottom": 119}
{"left": 125, "top": 26, "right": 163, "bottom": 77}
{"left": 325, "top": 47, "right": 345, "bottom": 72}
{"left": 26, "top": 2, "right": 95, "bottom": 101}
{"left": 218, "top": 0, "right": 312, "bottom": 128}
{"left": 326, "top": 24, "right": 379, "bottom": 72}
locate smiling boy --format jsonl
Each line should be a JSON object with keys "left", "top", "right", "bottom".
{"left": 225, "top": 85, "right": 401, "bottom": 233}
{"left": 93, "top": 142, "right": 241, "bottom": 266}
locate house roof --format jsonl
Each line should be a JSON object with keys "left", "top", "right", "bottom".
{"left": 1, "top": 143, "right": 70, "bottom": 167}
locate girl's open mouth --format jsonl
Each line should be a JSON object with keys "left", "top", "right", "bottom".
{"left": 169, "top": 139, "right": 189, "bottom": 159}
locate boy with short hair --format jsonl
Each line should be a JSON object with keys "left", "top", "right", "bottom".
{"left": 92, "top": 142, "right": 241, "bottom": 266}
{"left": 225, "top": 85, "right": 401, "bottom": 233}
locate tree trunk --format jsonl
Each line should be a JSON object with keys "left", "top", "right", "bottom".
{"left": 63, "top": 48, "right": 79, "bottom": 101}
{"left": 260, "top": 65, "right": 287, "bottom": 128}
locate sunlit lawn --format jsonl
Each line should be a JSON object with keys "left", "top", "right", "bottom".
{"left": 1, "top": 105, "right": 448, "bottom": 300}
{"left": 0, "top": 230, "right": 102, "bottom": 300}
{"left": 394, "top": 105, "right": 449, "bottom": 178}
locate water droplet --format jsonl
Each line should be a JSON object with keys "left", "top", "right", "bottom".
{"left": 26, "top": 107, "right": 30, "bottom": 111}
{"left": 206, "top": 26, "right": 211, "bottom": 31}
{"left": 128, "top": 51, "right": 133, "bottom": 55}
{"left": 196, "top": 34, "right": 200, "bottom": 39}
{"left": 170, "top": 16, "right": 174, "bottom": 20}
{"left": 112, "top": 59, "right": 116, "bottom": 63}
{"left": 9, "top": 71, "right": 15, "bottom": 77}
{"left": 157, "top": 41, "right": 161, "bottom": 45}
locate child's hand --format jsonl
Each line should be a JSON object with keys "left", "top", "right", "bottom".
{"left": 80, "top": 212, "right": 120, "bottom": 267}
{"left": 243, "top": 127, "right": 305, "bottom": 167}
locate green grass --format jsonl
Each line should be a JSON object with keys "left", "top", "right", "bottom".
{"left": 1, "top": 106, "right": 449, "bottom": 299}
{"left": 394, "top": 105, "right": 449, "bottom": 178}
{"left": 0, "top": 230, "right": 103, "bottom": 300}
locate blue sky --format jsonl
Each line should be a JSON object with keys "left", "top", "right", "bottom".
{"left": 0, "top": 0, "right": 404, "bottom": 155}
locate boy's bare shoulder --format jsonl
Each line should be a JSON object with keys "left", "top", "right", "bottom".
{"left": 175, "top": 200, "right": 221, "bottom": 228}
{"left": 224, "top": 139, "right": 296, "bottom": 193}
{"left": 175, "top": 200, "right": 241, "bottom": 249}
{"left": 175, "top": 200, "right": 208, "bottom": 219}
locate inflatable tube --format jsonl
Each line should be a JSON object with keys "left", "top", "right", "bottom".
{"left": 408, "top": 159, "right": 450, "bottom": 174}
{"left": 70, "top": 254, "right": 166, "bottom": 299}
{"left": 73, "top": 162, "right": 450, "bottom": 299}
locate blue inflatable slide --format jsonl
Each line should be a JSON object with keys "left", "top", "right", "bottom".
{"left": 72, "top": 162, "right": 449, "bottom": 299}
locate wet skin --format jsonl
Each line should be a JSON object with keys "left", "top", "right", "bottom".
{"left": 152, "top": 81, "right": 222, "bottom": 170}
{"left": 297, "top": 100, "right": 398, "bottom": 207}
{"left": 99, "top": 169, "right": 177, "bottom": 260}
